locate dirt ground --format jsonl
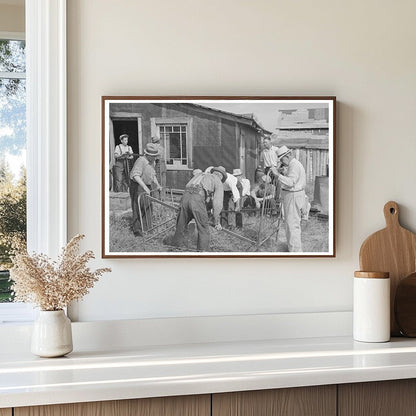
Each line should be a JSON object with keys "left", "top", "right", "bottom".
{"left": 109, "top": 203, "right": 329, "bottom": 253}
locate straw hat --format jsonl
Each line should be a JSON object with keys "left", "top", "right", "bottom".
{"left": 232, "top": 168, "right": 242, "bottom": 176}
{"left": 144, "top": 143, "right": 160, "bottom": 157}
{"left": 277, "top": 145, "right": 292, "bottom": 160}
{"left": 210, "top": 166, "right": 227, "bottom": 183}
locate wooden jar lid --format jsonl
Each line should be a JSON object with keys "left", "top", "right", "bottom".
{"left": 354, "top": 271, "right": 390, "bottom": 279}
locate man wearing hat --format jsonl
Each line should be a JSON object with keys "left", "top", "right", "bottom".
{"left": 113, "top": 134, "right": 134, "bottom": 192}
{"left": 151, "top": 136, "right": 166, "bottom": 192}
{"left": 129, "top": 143, "right": 162, "bottom": 236}
{"left": 171, "top": 167, "right": 226, "bottom": 251}
{"left": 275, "top": 145, "right": 307, "bottom": 252}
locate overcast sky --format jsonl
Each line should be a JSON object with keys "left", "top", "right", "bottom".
{"left": 203, "top": 102, "right": 329, "bottom": 132}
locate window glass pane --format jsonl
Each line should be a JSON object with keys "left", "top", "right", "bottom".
{"left": 169, "top": 133, "right": 181, "bottom": 159}
{"left": 173, "top": 126, "right": 180, "bottom": 132}
{"left": 0, "top": 73, "right": 27, "bottom": 302}
{"left": 0, "top": 40, "right": 26, "bottom": 73}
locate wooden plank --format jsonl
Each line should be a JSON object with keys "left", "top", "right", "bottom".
{"left": 313, "top": 150, "right": 317, "bottom": 180}
{"left": 316, "top": 150, "right": 320, "bottom": 176}
{"left": 0, "top": 409, "right": 12, "bottom": 416}
{"left": 322, "top": 150, "right": 326, "bottom": 176}
{"left": 212, "top": 386, "right": 336, "bottom": 416}
{"left": 339, "top": 380, "right": 416, "bottom": 416}
{"left": 15, "top": 395, "right": 210, "bottom": 416}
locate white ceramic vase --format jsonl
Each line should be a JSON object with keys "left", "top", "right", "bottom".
{"left": 31, "top": 310, "right": 73, "bottom": 357}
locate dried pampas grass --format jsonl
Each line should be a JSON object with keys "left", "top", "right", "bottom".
{"left": 10, "top": 234, "right": 111, "bottom": 311}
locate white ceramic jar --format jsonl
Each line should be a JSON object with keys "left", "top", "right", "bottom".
{"left": 353, "top": 271, "right": 390, "bottom": 342}
{"left": 31, "top": 310, "right": 73, "bottom": 357}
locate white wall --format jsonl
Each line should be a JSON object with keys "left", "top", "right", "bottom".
{"left": 67, "top": 0, "right": 416, "bottom": 322}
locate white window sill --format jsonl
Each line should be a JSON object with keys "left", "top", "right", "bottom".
{"left": 0, "top": 303, "right": 36, "bottom": 324}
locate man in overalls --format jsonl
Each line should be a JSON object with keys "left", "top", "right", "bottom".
{"left": 171, "top": 167, "right": 226, "bottom": 251}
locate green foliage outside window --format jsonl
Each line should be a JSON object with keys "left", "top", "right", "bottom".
{"left": 0, "top": 38, "right": 26, "bottom": 303}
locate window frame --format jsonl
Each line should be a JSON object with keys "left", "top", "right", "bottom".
{"left": 150, "top": 116, "right": 193, "bottom": 170}
{"left": 0, "top": 0, "right": 67, "bottom": 323}
{"left": 159, "top": 123, "right": 188, "bottom": 167}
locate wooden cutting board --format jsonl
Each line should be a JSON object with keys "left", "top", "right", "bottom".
{"left": 359, "top": 201, "right": 416, "bottom": 336}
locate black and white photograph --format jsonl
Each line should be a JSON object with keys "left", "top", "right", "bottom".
{"left": 102, "top": 97, "right": 335, "bottom": 257}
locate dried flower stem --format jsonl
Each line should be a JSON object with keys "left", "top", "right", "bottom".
{"left": 10, "top": 235, "right": 111, "bottom": 310}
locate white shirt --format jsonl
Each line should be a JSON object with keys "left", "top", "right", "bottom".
{"left": 240, "top": 178, "right": 251, "bottom": 197}
{"left": 278, "top": 158, "right": 306, "bottom": 192}
{"left": 114, "top": 144, "right": 133, "bottom": 158}
{"left": 261, "top": 145, "right": 279, "bottom": 168}
{"left": 223, "top": 173, "right": 241, "bottom": 203}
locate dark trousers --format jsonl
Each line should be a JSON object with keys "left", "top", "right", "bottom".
{"left": 130, "top": 180, "right": 152, "bottom": 236}
{"left": 172, "top": 191, "right": 210, "bottom": 251}
{"left": 221, "top": 191, "right": 243, "bottom": 228}
{"left": 113, "top": 160, "right": 129, "bottom": 192}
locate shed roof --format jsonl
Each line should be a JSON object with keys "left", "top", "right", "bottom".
{"left": 276, "top": 137, "right": 329, "bottom": 150}
{"left": 277, "top": 122, "right": 329, "bottom": 130}
{"left": 180, "top": 103, "right": 272, "bottom": 135}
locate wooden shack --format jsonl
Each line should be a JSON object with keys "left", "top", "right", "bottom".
{"left": 275, "top": 137, "right": 329, "bottom": 185}
{"left": 109, "top": 102, "right": 269, "bottom": 190}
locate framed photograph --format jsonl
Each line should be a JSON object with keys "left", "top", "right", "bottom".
{"left": 102, "top": 96, "right": 336, "bottom": 258}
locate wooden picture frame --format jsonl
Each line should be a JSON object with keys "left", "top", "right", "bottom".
{"left": 102, "top": 96, "right": 336, "bottom": 258}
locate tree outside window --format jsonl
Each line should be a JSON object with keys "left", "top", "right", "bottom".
{"left": 0, "top": 38, "right": 27, "bottom": 302}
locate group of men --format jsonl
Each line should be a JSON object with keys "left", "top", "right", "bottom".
{"left": 170, "top": 138, "right": 308, "bottom": 252}
{"left": 121, "top": 133, "right": 308, "bottom": 252}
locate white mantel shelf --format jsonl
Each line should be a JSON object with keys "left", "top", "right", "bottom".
{"left": 2, "top": 335, "right": 416, "bottom": 409}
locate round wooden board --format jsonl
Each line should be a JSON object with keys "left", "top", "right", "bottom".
{"left": 395, "top": 272, "right": 416, "bottom": 337}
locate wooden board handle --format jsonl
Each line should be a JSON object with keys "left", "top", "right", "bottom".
{"left": 384, "top": 201, "right": 400, "bottom": 228}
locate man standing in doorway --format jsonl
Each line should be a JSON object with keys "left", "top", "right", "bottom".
{"left": 275, "top": 146, "right": 307, "bottom": 252}
{"left": 113, "top": 134, "right": 134, "bottom": 192}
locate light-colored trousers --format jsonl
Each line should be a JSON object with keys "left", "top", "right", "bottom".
{"left": 282, "top": 190, "right": 305, "bottom": 252}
